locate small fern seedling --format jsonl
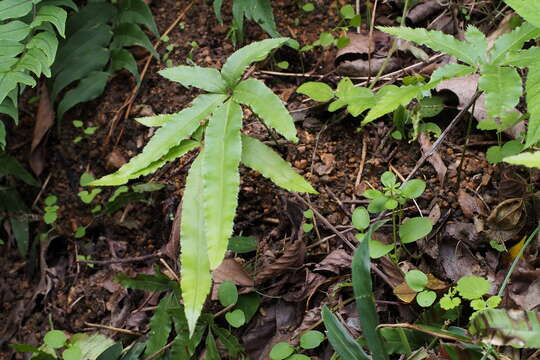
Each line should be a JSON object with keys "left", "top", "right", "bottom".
{"left": 90, "top": 37, "right": 317, "bottom": 335}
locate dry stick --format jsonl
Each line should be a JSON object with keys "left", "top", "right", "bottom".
{"left": 84, "top": 322, "right": 142, "bottom": 336}
{"left": 106, "top": 1, "right": 195, "bottom": 143}
{"left": 76, "top": 252, "right": 161, "bottom": 265}
{"left": 292, "top": 193, "right": 355, "bottom": 250}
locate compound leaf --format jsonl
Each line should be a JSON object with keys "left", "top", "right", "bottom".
{"left": 57, "top": 70, "right": 110, "bottom": 119}
{"left": 0, "top": 0, "right": 34, "bottom": 21}
{"left": 525, "top": 65, "right": 540, "bottom": 147}
{"left": 379, "top": 26, "right": 480, "bottom": 66}
{"left": 427, "top": 63, "right": 475, "bottom": 86}
{"left": 221, "top": 37, "right": 289, "bottom": 86}
{"left": 233, "top": 78, "right": 298, "bottom": 142}
{"left": 90, "top": 94, "right": 225, "bottom": 185}
{"left": 66, "top": 2, "right": 116, "bottom": 34}
{"left": 159, "top": 65, "right": 227, "bottom": 93}
{"left": 26, "top": 31, "right": 58, "bottom": 67}
{"left": 241, "top": 135, "right": 317, "bottom": 194}
{"left": 0, "top": 21, "right": 31, "bottom": 41}
{"left": 464, "top": 25, "right": 487, "bottom": 65}
{"left": 491, "top": 22, "right": 540, "bottom": 65}
{"left": 501, "top": 47, "right": 540, "bottom": 67}
{"left": 478, "top": 64, "right": 522, "bottom": 118}
{"left": 502, "top": 0, "right": 540, "bottom": 28}
{"left": 0, "top": 71, "right": 36, "bottom": 104}
{"left": 180, "top": 155, "right": 212, "bottom": 336}
{"left": 202, "top": 100, "right": 242, "bottom": 269}
{"left": 118, "top": 0, "right": 159, "bottom": 37}
{"left": 31, "top": 5, "right": 67, "bottom": 37}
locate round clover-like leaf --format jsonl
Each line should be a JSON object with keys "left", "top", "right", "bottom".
{"left": 225, "top": 309, "right": 245, "bottom": 328}
{"left": 300, "top": 330, "right": 325, "bottom": 349}
{"left": 368, "top": 196, "right": 388, "bottom": 214}
{"left": 63, "top": 346, "right": 82, "bottom": 360}
{"left": 440, "top": 295, "right": 461, "bottom": 310}
{"left": 405, "top": 270, "right": 428, "bottom": 292}
{"left": 399, "top": 217, "right": 433, "bottom": 244}
{"left": 456, "top": 276, "right": 491, "bottom": 300}
{"left": 416, "top": 290, "right": 436, "bottom": 307}
{"left": 352, "top": 206, "right": 370, "bottom": 231}
{"left": 381, "top": 171, "right": 397, "bottom": 187}
{"left": 369, "top": 239, "right": 394, "bottom": 259}
{"left": 340, "top": 4, "right": 355, "bottom": 19}
{"left": 486, "top": 295, "right": 502, "bottom": 308}
{"left": 297, "top": 82, "right": 334, "bottom": 102}
{"left": 218, "top": 281, "right": 238, "bottom": 307}
{"left": 270, "top": 342, "right": 295, "bottom": 360}
{"left": 401, "top": 179, "right": 426, "bottom": 199}
{"left": 44, "top": 330, "right": 67, "bottom": 349}
{"left": 470, "top": 299, "right": 486, "bottom": 311}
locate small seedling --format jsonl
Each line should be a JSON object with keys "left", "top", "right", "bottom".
{"left": 44, "top": 195, "right": 59, "bottom": 225}
{"left": 72, "top": 121, "right": 98, "bottom": 143}
{"left": 403, "top": 270, "right": 436, "bottom": 307}
{"left": 303, "top": 209, "right": 314, "bottom": 232}
{"left": 440, "top": 275, "right": 501, "bottom": 319}
{"left": 270, "top": 330, "right": 324, "bottom": 359}
{"left": 357, "top": 171, "right": 432, "bottom": 260}
{"left": 218, "top": 281, "right": 261, "bottom": 329}
{"left": 76, "top": 255, "right": 94, "bottom": 268}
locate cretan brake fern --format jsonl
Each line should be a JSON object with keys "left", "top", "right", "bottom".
{"left": 89, "top": 38, "right": 316, "bottom": 334}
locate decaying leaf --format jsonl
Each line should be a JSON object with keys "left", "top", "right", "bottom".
{"left": 30, "top": 84, "right": 55, "bottom": 175}
{"left": 418, "top": 133, "right": 446, "bottom": 185}
{"left": 255, "top": 239, "right": 305, "bottom": 284}
{"left": 487, "top": 198, "right": 525, "bottom": 231}
{"left": 335, "top": 31, "right": 398, "bottom": 76}
{"left": 458, "top": 190, "right": 487, "bottom": 219}
{"left": 314, "top": 249, "right": 352, "bottom": 275}
{"left": 394, "top": 282, "right": 417, "bottom": 303}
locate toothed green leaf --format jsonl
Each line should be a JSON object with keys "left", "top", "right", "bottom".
{"left": 501, "top": 47, "right": 540, "bottom": 67}
{"left": 241, "top": 135, "right": 317, "bottom": 194}
{"left": 159, "top": 65, "right": 227, "bottom": 93}
{"left": 202, "top": 100, "right": 243, "bottom": 269}
{"left": 180, "top": 155, "right": 212, "bottom": 336}
{"left": 90, "top": 94, "right": 225, "bottom": 186}
{"left": 379, "top": 26, "right": 480, "bottom": 66}
{"left": 233, "top": 78, "right": 298, "bottom": 142}
{"left": 525, "top": 65, "right": 540, "bottom": 147}
{"left": 491, "top": 22, "right": 540, "bottom": 65}
{"left": 427, "top": 63, "right": 475, "bottom": 86}
{"left": 464, "top": 25, "right": 487, "bottom": 65}
{"left": 478, "top": 64, "right": 522, "bottom": 118}
{"left": 221, "top": 37, "right": 289, "bottom": 86}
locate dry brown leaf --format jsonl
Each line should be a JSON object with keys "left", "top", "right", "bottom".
{"left": 406, "top": 0, "right": 444, "bottom": 25}
{"left": 213, "top": 258, "right": 253, "bottom": 287}
{"left": 426, "top": 274, "right": 448, "bottom": 290}
{"left": 29, "top": 84, "right": 55, "bottom": 175}
{"left": 255, "top": 239, "right": 305, "bottom": 284}
{"left": 314, "top": 249, "right": 352, "bottom": 274}
{"left": 393, "top": 282, "right": 417, "bottom": 303}
{"left": 458, "top": 190, "right": 487, "bottom": 219}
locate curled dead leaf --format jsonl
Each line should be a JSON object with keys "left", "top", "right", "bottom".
{"left": 255, "top": 240, "right": 305, "bottom": 285}
{"left": 394, "top": 282, "right": 417, "bottom": 303}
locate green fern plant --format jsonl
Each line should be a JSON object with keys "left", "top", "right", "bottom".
{"left": 90, "top": 37, "right": 316, "bottom": 334}
{"left": 212, "top": 0, "right": 280, "bottom": 45}
{"left": 0, "top": 0, "right": 75, "bottom": 147}
{"left": 50, "top": 0, "right": 158, "bottom": 119}
{"left": 297, "top": 17, "right": 540, "bottom": 163}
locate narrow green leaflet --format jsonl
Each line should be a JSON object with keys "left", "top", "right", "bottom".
{"left": 111, "top": 48, "right": 140, "bottom": 83}
{"left": 221, "top": 37, "right": 289, "bottom": 86}
{"left": 244, "top": 0, "right": 280, "bottom": 38}
{"left": 118, "top": 0, "right": 159, "bottom": 37}
{"left": 322, "top": 306, "right": 370, "bottom": 360}
{"left": 233, "top": 78, "right": 298, "bottom": 142}
{"left": 490, "top": 22, "right": 540, "bottom": 65}
{"left": 469, "top": 309, "right": 540, "bottom": 348}
{"left": 297, "top": 82, "right": 334, "bottom": 102}
{"left": 180, "top": 155, "right": 212, "bottom": 336}
{"left": 363, "top": 85, "right": 423, "bottom": 124}
{"left": 26, "top": 31, "right": 58, "bottom": 67}
{"left": 159, "top": 66, "right": 227, "bottom": 93}
{"left": 136, "top": 113, "right": 175, "bottom": 127}
{"left": 0, "top": 21, "right": 31, "bottom": 41}
{"left": 427, "top": 63, "right": 475, "bottom": 86}
{"left": 378, "top": 26, "right": 479, "bottom": 66}
{"left": 352, "top": 226, "right": 388, "bottom": 360}
{"left": 525, "top": 65, "right": 540, "bottom": 147}
{"left": 202, "top": 100, "right": 242, "bottom": 269}
{"left": 57, "top": 71, "right": 110, "bottom": 119}
{"left": 501, "top": 47, "right": 540, "bottom": 67}
{"left": 0, "top": 0, "right": 34, "bottom": 21}
{"left": 504, "top": 151, "right": 540, "bottom": 169}
{"left": 241, "top": 135, "right": 316, "bottom": 194}
{"left": 213, "top": 0, "right": 224, "bottom": 23}
{"left": 110, "top": 23, "right": 158, "bottom": 58}
{"left": 31, "top": 5, "right": 67, "bottom": 37}
{"left": 90, "top": 94, "right": 225, "bottom": 185}
{"left": 478, "top": 64, "right": 522, "bottom": 118}
{"left": 116, "top": 272, "right": 177, "bottom": 292}
{"left": 502, "top": 0, "right": 540, "bottom": 28}
{"left": 0, "top": 71, "right": 36, "bottom": 104}
{"left": 143, "top": 294, "right": 175, "bottom": 357}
